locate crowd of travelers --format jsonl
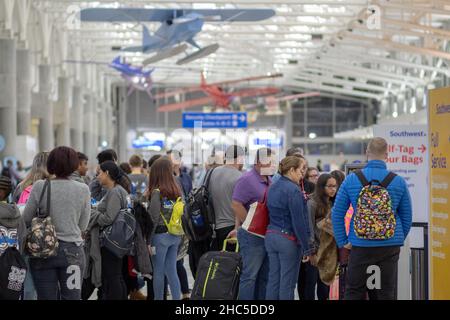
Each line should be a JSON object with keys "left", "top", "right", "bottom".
{"left": 0, "top": 136, "right": 412, "bottom": 300}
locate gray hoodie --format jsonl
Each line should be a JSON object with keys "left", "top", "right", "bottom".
{"left": 0, "top": 202, "right": 27, "bottom": 255}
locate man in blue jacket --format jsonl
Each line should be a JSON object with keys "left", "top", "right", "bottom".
{"left": 332, "top": 137, "right": 412, "bottom": 300}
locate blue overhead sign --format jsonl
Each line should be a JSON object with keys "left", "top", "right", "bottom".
{"left": 182, "top": 112, "right": 247, "bottom": 129}
{"left": 132, "top": 137, "right": 164, "bottom": 150}
{"left": 254, "top": 137, "right": 284, "bottom": 148}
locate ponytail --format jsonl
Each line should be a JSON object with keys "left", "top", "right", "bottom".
{"left": 117, "top": 174, "right": 131, "bottom": 194}
{"left": 100, "top": 160, "right": 131, "bottom": 194}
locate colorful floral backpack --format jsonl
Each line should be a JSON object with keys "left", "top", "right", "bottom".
{"left": 353, "top": 170, "right": 397, "bottom": 240}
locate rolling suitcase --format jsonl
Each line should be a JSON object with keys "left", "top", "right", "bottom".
{"left": 191, "top": 239, "right": 241, "bottom": 300}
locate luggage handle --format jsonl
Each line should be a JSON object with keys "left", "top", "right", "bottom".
{"left": 222, "top": 238, "right": 239, "bottom": 253}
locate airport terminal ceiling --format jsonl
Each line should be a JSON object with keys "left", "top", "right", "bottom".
{"left": 0, "top": 0, "right": 449, "bottom": 164}
{"left": 3, "top": 0, "right": 449, "bottom": 100}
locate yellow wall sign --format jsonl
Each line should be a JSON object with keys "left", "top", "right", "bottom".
{"left": 428, "top": 86, "right": 450, "bottom": 300}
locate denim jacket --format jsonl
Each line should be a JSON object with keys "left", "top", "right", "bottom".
{"left": 267, "top": 176, "right": 314, "bottom": 255}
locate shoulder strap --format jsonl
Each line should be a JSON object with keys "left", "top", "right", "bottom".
{"left": 46, "top": 180, "right": 51, "bottom": 217}
{"left": 380, "top": 172, "right": 397, "bottom": 188}
{"left": 37, "top": 180, "right": 49, "bottom": 217}
{"left": 203, "top": 167, "right": 216, "bottom": 189}
{"left": 261, "top": 187, "right": 269, "bottom": 204}
{"left": 354, "top": 170, "right": 369, "bottom": 187}
{"left": 118, "top": 188, "right": 128, "bottom": 210}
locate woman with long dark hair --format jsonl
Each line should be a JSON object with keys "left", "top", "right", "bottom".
{"left": 147, "top": 157, "right": 182, "bottom": 300}
{"left": 95, "top": 160, "right": 131, "bottom": 300}
{"left": 303, "top": 173, "right": 338, "bottom": 300}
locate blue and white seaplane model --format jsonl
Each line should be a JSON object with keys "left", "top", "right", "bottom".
{"left": 80, "top": 7, "right": 276, "bottom": 65}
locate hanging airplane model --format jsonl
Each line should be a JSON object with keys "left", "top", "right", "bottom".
{"left": 155, "top": 72, "right": 283, "bottom": 112}
{"left": 109, "top": 56, "right": 155, "bottom": 96}
{"left": 64, "top": 56, "right": 155, "bottom": 97}
{"left": 64, "top": 56, "right": 202, "bottom": 97}
{"left": 245, "top": 91, "right": 321, "bottom": 115}
{"left": 79, "top": 8, "right": 276, "bottom": 64}
{"left": 265, "top": 91, "right": 321, "bottom": 110}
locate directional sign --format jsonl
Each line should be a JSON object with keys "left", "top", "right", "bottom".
{"left": 132, "top": 137, "right": 164, "bottom": 149}
{"left": 182, "top": 112, "right": 247, "bottom": 129}
{"left": 0, "top": 135, "right": 5, "bottom": 152}
{"left": 254, "top": 137, "right": 283, "bottom": 147}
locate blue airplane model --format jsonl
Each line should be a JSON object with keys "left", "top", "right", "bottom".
{"left": 80, "top": 8, "right": 276, "bottom": 65}
{"left": 64, "top": 55, "right": 203, "bottom": 97}
{"left": 64, "top": 56, "right": 155, "bottom": 97}
{"left": 109, "top": 56, "right": 155, "bottom": 96}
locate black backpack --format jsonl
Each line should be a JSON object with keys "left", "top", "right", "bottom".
{"left": 182, "top": 168, "right": 216, "bottom": 242}
{"left": 101, "top": 194, "right": 137, "bottom": 258}
{"left": 0, "top": 244, "right": 27, "bottom": 300}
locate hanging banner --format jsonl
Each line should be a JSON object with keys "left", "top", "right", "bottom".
{"left": 373, "top": 124, "right": 429, "bottom": 223}
{"left": 428, "top": 86, "right": 450, "bottom": 300}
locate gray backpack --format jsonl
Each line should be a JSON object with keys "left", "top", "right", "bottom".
{"left": 101, "top": 197, "right": 136, "bottom": 258}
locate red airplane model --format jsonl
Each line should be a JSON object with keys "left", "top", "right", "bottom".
{"left": 265, "top": 91, "right": 321, "bottom": 109}
{"left": 156, "top": 72, "right": 282, "bottom": 112}
{"left": 244, "top": 91, "right": 321, "bottom": 112}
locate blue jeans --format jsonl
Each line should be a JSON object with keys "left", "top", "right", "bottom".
{"left": 23, "top": 255, "right": 37, "bottom": 300}
{"left": 29, "top": 241, "right": 85, "bottom": 300}
{"left": 151, "top": 233, "right": 181, "bottom": 300}
{"left": 265, "top": 232, "right": 302, "bottom": 300}
{"left": 237, "top": 228, "right": 269, "bottom": 300}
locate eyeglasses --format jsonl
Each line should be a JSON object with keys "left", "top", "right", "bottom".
{"left": 325, "top": 185, "right": 337, "bottom": 189}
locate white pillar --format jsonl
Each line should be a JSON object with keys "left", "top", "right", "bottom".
{"left": 0, "top": 38, "right": 17, "bottom": 159}
{"left": 55, "top": 77, "right": 71, "bottom": 147}
{"left": 95, "top": 99, "right": 101, "bottom": 152}
{"left": 92, "top": 97, "right": 99, "bottom": 156}
{"left": 37, "top": 64, "right": 54, "bottom": 152}
{"left": 99, "top": 101, "right": 107, "bottom": 148}
{"left": 16, "top": 48, "right": 31, "bottom": 135}
{"left": 398, "top": 93, "right": 406, "bottom": 116}
{"left": 106, "top": 104, "right": 114, "bottom": 148}
{"left": 118, "top": 87, "right": 127, "bottom": 162}
{"left": 71, "top": 85, "right": 83, "bottom": 151}
{"left": 381, "top": 98, "right": 389, "bottom": 119}
{"left": 83, "top": 93, "right": 96, "bottom": 161}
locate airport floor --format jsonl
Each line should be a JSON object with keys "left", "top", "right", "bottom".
{"left": 89, "top": 255, "right": 306, "bottom": 300}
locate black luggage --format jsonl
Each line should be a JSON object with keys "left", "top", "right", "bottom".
{"left": 338, "top": 264, "right": 347, "bottom": 300}
{"left": 337, "top": 247, "right": 350, "bottom": 300}
{"left": 191, "top": 239, "right": 241, "bottom": 300}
